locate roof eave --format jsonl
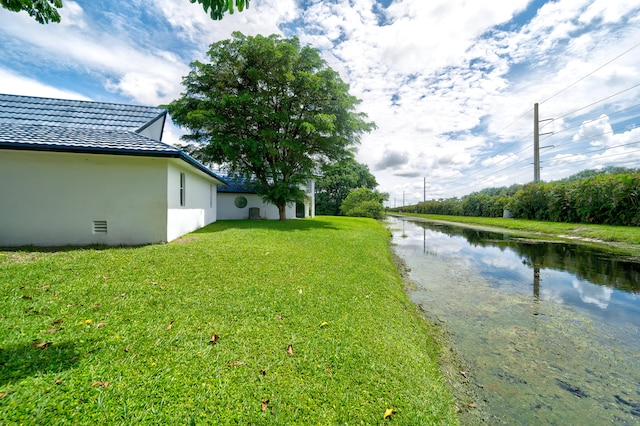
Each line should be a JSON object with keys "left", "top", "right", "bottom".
{"left": 0, "top": 142, "right": 228, "bottom": 185}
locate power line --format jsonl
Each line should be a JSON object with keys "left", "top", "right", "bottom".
{"left": 540, "top": 40, "right": 640, "bottom": 105}
{"left": 552, "top": 82, "right": 640, "bottom": 121}
{"left": 548, "top": 102, "right": 640, "bottom": 138}
{"left": 546, "top": 139, "right": 640, "bottom": 162}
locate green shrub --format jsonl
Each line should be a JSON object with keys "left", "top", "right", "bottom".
{"left": 340, "top": 188, "right": 386, "bottom": 219}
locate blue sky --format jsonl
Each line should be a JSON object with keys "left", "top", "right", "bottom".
{"left": 1, "top": 0, "right": 640, "bottom": 205}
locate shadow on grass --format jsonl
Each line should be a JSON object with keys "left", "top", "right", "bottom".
{"left": 0, "top": 244, "right": 148, "bottom": 255}
{"left": 0, "top": 340, "right": 80, "bottom": 386}
{"left": 193, "top": 217, "right": 341, "bottom": 234}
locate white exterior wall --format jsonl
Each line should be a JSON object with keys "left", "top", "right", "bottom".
{"left": 0, "top": 150, "right": 168, "bottom": 247}
{"left": 217, "top": 193, "right": 296, "bottom": 220}
{"left": 0, "top": 150, "right": 220, "bottom": 247}
{"left": 166, "top": 160, "right": 218, "bottom": 241}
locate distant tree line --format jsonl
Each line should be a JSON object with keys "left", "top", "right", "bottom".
{"left": 391, "top": 166, "right": 640, "bottom": 226}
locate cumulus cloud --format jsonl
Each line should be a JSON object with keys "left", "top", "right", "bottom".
{"left": 375, "top": 149, "right": 410, "bottom": 171}
{"left": 572, "top": 115, "right": 614, "bottom": 147}
{"left": 2, "top": 0, "right": 640, "bottom": 205}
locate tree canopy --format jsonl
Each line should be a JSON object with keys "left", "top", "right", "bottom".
{"left": 315, "top": 158, "right": 378, "bottom": 216}
{"left": 164, "top": 32, "right": 375, "bottom": 220}
{"left": 1, "top": 0, "right": 247, "bottom": 23}
{"left": 190, "top": 0, "right": 249, "bottom": 20}
{"left": 1, "top": 0, "right": 62, "bottom": 24}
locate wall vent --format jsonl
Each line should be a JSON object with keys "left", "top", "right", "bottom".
{"left": 92, "top": 220, "right": 108, "bottom": 234}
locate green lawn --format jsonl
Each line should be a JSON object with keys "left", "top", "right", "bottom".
{"left": 0, "top": 217, "right": 458, "bottom": 425}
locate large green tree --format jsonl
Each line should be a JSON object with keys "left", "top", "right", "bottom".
{"left": 315, "top": 158, "right": 378, "bottom": 216}
{"left": 1, "top": 0, "right": 247, "bottom": 23}
{"left": 165, "top": 32, "right": 375, "bottom": 220}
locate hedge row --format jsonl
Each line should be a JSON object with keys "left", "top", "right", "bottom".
{"left": 400, "top": 172, "right": 640, "bottom": 226}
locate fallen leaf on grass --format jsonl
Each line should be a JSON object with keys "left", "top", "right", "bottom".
{"left": 0, "top": 393, "right": 7, "bottom": 398}
{"left": 209, "top": 333, "right": 220, "bottom": 344}
{"left": 286, "top": 344, "right": 294, "bottom": 356}
{"left": 55, "top": 379, "right": 64, "bottom": 385}
{"left": 33, "top": 341, "right": 52, "bottom": 349}
{"left": 51, "top": 319, "right": 63, "bottom": 325}
{"left": 21, "top": 295, "right": 33, "bottom": 300}
{"left": 91, "top": 381, "right": 109, "bottom": 388}
{"left": 320, "top": 321, "right": 329, "bottom": 327}
{"left": 261, "top": 399, "right": 270, "bottom": 411}
{"left": 94, "top": 321, "right": 106, "bottom": 328}
{"left": 227, "top": 361, "right": 245, "bottom": 367}
{"left": 459, "top": 371, "right": 468, "bottom": 378}
{"left": 166, "top": 321, "right": 174, "bottom": 330}
{"left": 469, "top": 402, "right": 476, "bottom": 408}
{"left": 383, "top": 408, "right": 396, "bottom": 419}
{"left": 43, "top": 328, "right": 62, "bottom": 334}
{"left": 92, "top": 304, "right": 101, "bottom": 309}
{"left": 76, "top": 319, "right": 93, "bottom": 326}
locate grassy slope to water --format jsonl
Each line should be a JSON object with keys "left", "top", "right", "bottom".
{"left": 400, "top": 213, "right": 640, "bottom": 257}
{"left": 0, "top": 217, "right": 457, "bottom": 425}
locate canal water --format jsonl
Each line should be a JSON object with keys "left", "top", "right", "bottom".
{"left": 387, "top": 216, "right": 640, "bottom": 425}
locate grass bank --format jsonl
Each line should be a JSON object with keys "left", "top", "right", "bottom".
{"left": 398, "top": 213, "right": 640, "bottom": 258}
{"left": 0, "top": 217, "right": 458, "bottom": 424}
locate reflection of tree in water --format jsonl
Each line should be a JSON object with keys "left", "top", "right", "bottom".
{"left": 415, "top": 222, "right": 640, "bottom": 293}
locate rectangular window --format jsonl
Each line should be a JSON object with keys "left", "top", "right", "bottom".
{"left": 180, "top": 172, "right": 186, "bottom": 206}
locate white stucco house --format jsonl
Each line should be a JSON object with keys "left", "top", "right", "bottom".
{"left": 0, "top": 94, "right": 227, "bottom": 247}
{"left": 217, "top": 176, "right": 315, "bottom": 220}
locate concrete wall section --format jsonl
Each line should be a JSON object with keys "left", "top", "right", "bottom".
{"left": 0, "top": 150, "right": 168, "bottom": 247}
{"left": 166, "top": 160, "right": 218, "bottom": 241}
{"left": 217, "top": 193, "right": 296, "bottom": 220}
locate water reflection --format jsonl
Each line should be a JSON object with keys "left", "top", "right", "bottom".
{"left": 389, "top": 217, "right": 640, "bottom": 424}
{"left": 406, "top": 219, "right": 640, "bottom": 326}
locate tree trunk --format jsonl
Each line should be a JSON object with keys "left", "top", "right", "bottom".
{"left": 278, "top": 204, "right": 287, "bottom": 221}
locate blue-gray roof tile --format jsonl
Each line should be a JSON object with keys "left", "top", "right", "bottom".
{"left": 0, "top": 94, "right": 227, "bottom": 184}
{"left": 0, "top": 93, "right": 165, "bottom": 131}
{"left": 216, "top": 176, "right": 257, "bottom": 193}
{"left": 0, "top": 123, "right": 177, "bottom": 153}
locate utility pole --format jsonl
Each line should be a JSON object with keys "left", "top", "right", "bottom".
{"left": 423, "top": 177, "right": 426, "bottom": 203}
{"left": 534, "top": 103, "right": 540, "bottom": 183}
{"left": 533, "top": 103, "right": 554, "bottom": 183}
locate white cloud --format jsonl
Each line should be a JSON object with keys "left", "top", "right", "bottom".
{"left": 2, "top": 0, "right": 640, "bottom": 205}
{"left": 0, "top": 68, "right": 90, "bottom": 100}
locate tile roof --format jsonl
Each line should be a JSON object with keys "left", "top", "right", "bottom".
{"left": 0, "top": 123, "right": 176, "bottom": 153}
{"left": 215, "top": 175, "right": 257, "bottom": 193}
{"left": 0, "top": 94, "right": 227, "bottom": 184}
{"left": 0, "top": 93, "right": 165, "bottom": 131}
